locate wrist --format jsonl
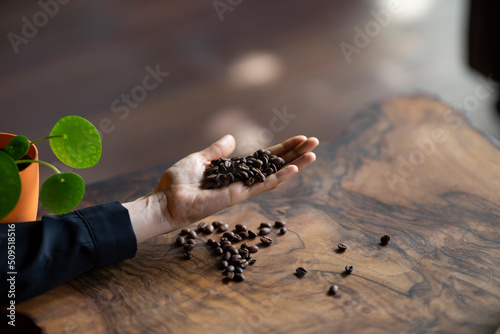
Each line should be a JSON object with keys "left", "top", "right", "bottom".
{"left": 122, "top": 193, "right": 168, "bottom": 244}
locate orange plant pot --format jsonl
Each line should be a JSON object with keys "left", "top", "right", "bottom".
{"left": 0, "top": 133, "right": 39, "bottom": 223}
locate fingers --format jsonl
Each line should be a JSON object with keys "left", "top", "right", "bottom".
{"left": 199, "top": 134, "right": 235, "bottom": 161}
{"left": 242, "top": 164, "right": 299, "bottom": 199}
{"left": 266, "top": 135, "right": 307, "bottom": 156}
{"left": 280, "top": 137, "right": 319, "bottom": 164}
{"left": 287, "top": 152, "right": 316, "bottom": 171}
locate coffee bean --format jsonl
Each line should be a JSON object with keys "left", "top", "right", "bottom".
{"left": 226, "top": 265, "right": 235, "bottom": 273}
{"left": 259, "top": 222, "right": 272, "bottom": 229}
{"left": 238, "top": 231, "right": 249, "bottom": 239}
{"left": 249, "top": 259, "right": 257, "bottom": 265}
{"left": 197, "top": 222, "right": 208, "bottom": 231}
{"left": 212, "top": 241, "right": 221, "bottom": 248}
{"left": 260, "top": 236, "right": 273, "bottom": 245}
{"left": 212, "top": 221, "right": 223, "bottom": 229}
{"left": 244, "top": 177, "right": 256, "bottom": 186}
{"left": 224, "top": 272, "right": 235, "bottom": 281}
{"left": 223, "top": 251, "right": 231, "bottom": 261}
{"left": 235, "top": 267, "right": 243, "bottom": 274}
{"left": 228, "top": 246, "right": 239, "bottom": 255}
{"left": 241, "top": 242, "right": 249, "bottom": 249}
{"left": 256, "top": 172, "right": 266, "bottom": 182}
{"left": 238, "top": 171, "right": 249, "bottom": 180}
{"left": 248, "top": 230, "right": 258, "bottom": 238}
{"left": 183, "top": 252, "right": 193, "bottom": 260}
{"left": 222, "top": 244, "right": 233, "bottom": 251}
{"left": 252, "top": 159, "right": 263, "bottom": 168}
{"left": 214, "top": 247, "right": 223, "bottom": 255}
{"left": 186, "top": 239, "right": 196, "bottom": 245}
{"left": 180, "top": 228, "right": 189, "bottom": 236}
{"left": 187, "top": 231, "right": 197, "bottom": 239}
{"left": 259, "top": 227, "right": 271, "bottom": 236}
{"left": 221, "top": 240, "right": 232, "bottom": 247}
{"left": 233, "top": 273, "right": 245, "bottom": 282}
{"left": 329, "top": 284, "right": 339, "bottom": 295}
{"left": 380, "top": 234, "right": 391, "bottom": 245}
{"left": 232, "top": 234, "right": 243, "bottom": 242}
{"left": 245, "top": 253, "right": 253, "bottom": 260}
{"left": 238, "top": 260, "right": 249, "bottom": 269}
{"left": 203, "top": 225, "right": 214, "bottom": 234}
{"left": 223, "top": 232, "right": 235, "bottom": 239}
{"left": 218, "top": 224, "right": 229, "bottom": 233}
{"left": 295, "top": 267, "right": 308, "bottom": 278}
{"left": 264, "top": 168, "right": 274, "bottom": 175}
{"left": 338, "top": 243, "right": 347, "bottom": 252}
{"left": 248, "top": 245, "right": 259, "bottom": 253}
{"left": 220, "top": 261, "right": 229, "bottom": 269}
{"left": 345, "top": 265, "right": 354, "bottom": 274}
{"left": 184, "top": 244, "right": 194, "bottom": 252}
{"left": 207, "top": 238, "right": 215, "bottom": 246}
{"left": 274, "top": 221, "right": 286, "bottom": 228}
{"left": 235, "top": 224, "right": 247, "bottom": 232}
{"left": 176, "top": 236, "right": 186, "bottom": 247}
{"left": 231, "top": 254, "right": 242, "bottom": 262}
{"left": 280, "top": 227, "right": 287, "bottom": 235}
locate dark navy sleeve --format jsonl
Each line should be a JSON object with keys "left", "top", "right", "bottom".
{"left": 0, "top": 201, "right": 137, "bottom": 305}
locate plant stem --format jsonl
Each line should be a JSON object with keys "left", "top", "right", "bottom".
{"left": 30, "top": 135, "right": 65, "bottom": 145}
{"left": 15, "top": 160, "right": 61, "bottom": 174}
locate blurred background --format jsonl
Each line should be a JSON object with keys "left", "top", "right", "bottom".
{"left": 1, "top": 0, "right": 499, "bottom": 185}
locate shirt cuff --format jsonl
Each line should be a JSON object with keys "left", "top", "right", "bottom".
{"left": 75, "top": 201, "right": 137, "bottom": 267}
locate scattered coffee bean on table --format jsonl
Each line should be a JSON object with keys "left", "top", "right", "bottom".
{"left": 260, "top": 236, "right": 273, "bottom": 245}
{"left": 187, "top": 231, "right": 197, "bottom": 239}
{"left": 203, "top": 149, "right": 285, "bottom": 189}
{"left": 197, "top": 222, "right": 208, "bottom": 231}
{"left": 380, "top": 234, "right": 391, "bottom": 245}
{"left": 248, "top": 245, "right": 259, "bottom": 253}
{"left": 260, "top": 222, "right": 272, "bottom": 229}
{"left": 233, "top": 273, "right": 245, "bottom": 282}
{"left": 329, "top": 284, "right": 339, "bottom": 295}
{"left": 249, "top": 259, "right": 256, "bottom": 265}
{"left": 280, "top": 227, "right": 287, "bottom": 235}
{"left": 176, "top": 236, "right": 186, "bottom": 247}
{"left": 212, "top": 221, "right": 223, "bottom": 229}
{"left": 274, "top": 221, "right": 286, "bottom": 228}
{"left": 295, "top": 267, "right": 308, "bottom": 278}
{"left": 338, "top": 243, "right": 347, "bottom": 252}
{"left": 184, "top": 244, "right": 194, "bottom": 252}
{"left": 235, "top": 224, "right": 247, "bottom": 232}
{"left": 259, "top": 227, "right": 271, "bottom": 236}
{"left": 186, "top": 239, "right": 196, "bottom": 245}
{"left": 180, "top": 228, "right": 189, "bottom": 236}
{"left": 214, "top": 247, "right": 223, "bottom": 255}
{"left": 184, "top": 252, "right": 193, "bottom": 260}
{"left": 218, "top": 224, "right": 229, "bottom": 233}
{"left": 345, "top": 265, "right": 354, "bottom": 274}
{"left": 248, "top": 230, "right": 258, "bottom": 238}
{"left": 203, "top": 225, "right": 214, "bottom": 234}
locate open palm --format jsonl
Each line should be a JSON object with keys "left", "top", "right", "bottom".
{"left": 152, "top": 135, "right": 318, "bottom": 233}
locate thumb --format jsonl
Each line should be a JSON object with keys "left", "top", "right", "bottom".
{"left": 200, "top": 134, "right": 235, "bottom": 161}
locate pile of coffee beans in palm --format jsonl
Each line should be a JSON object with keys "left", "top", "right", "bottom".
{"left": 204, "top": 149, "right": 286, "bottom": 189}
{"left": 175, "top": 220, "right": 287, "bottom": 282}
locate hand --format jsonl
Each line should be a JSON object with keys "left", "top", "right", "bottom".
{"left": 124, "top": 135, "right": 319, "bottom": 243}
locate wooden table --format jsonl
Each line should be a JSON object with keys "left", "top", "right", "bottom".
{"left": 18, "top": 96, "right": 500, "bottom": 333}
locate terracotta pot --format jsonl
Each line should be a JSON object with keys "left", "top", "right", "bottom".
{"left": 0, "top": 133, "right": 39, "bottom": 223}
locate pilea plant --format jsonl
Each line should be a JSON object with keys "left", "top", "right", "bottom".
{"left": 0, "top": 116, "right": 101, "bottom": 220}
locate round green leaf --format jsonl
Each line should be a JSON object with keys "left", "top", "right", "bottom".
{"left": 50, "top": 116, "right": 102, "bottom": 168}
{"left": 0, "top": 151, "right": 22, "bottom": 220}
{"left": 4, "top": 135, "right": 30, "bottom": 160}
{"left": 40, "top": 173, "right": 85, "bottom": 214}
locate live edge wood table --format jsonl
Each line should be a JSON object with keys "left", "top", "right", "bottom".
{"left": 20, "top": 96, "right": 500, "bottom": 333}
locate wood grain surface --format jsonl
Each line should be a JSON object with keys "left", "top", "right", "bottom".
{"left": 19, "top": 96, "right": 500, "bottom": 333}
